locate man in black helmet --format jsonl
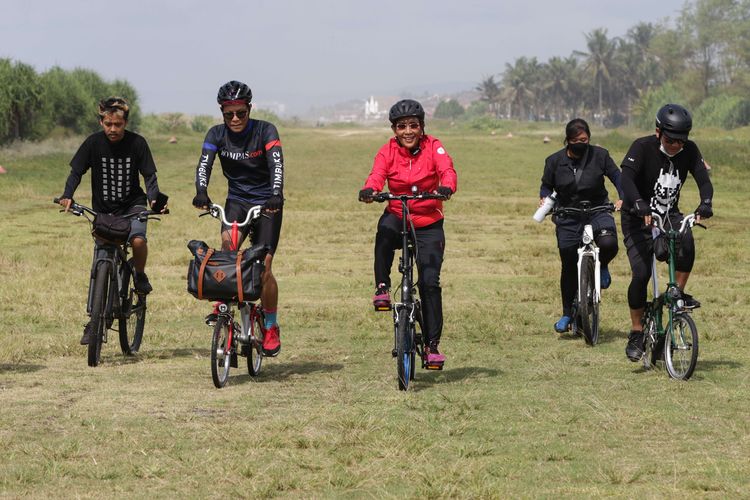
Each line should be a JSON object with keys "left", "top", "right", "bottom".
{"left": 192, "top": 80, "right": 285, "bottom": 357}
{"left": 619, "top": 103, "right": 713, "bottom": 362}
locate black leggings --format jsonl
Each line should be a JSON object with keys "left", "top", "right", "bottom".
{"left": 375, "top": 212, "right": 445, "bottom": 346}
{"left": 558, "top": 231, "right": 618, "bottom": 316}
{"left": 622, "top": 214, "right": 695, "bottom": 309}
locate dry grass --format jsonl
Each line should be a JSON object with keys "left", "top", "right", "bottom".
{"left": 1, "top": 126, "right": 749, "bottom": 497}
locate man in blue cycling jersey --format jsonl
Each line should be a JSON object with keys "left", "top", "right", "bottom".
{"left": 192, "top": 81, "right": 284, "bottom": 357}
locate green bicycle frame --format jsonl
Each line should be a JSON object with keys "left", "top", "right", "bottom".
{"left": 648, "top": 225, "right": 683, "bottom": 344}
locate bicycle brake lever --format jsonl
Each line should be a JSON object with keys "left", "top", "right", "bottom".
{"left": 695, "top": 222, "right": 707, "bottom": 230}
{"left": 199, "top": 211, "right": 211, "bottom": 217}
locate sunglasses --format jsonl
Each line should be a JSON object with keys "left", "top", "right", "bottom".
{"left": 223, "top": 110, "right": 248, "bottom": 120}
{"left": 395, "top": 121, "right": 421, "bottom": 131}
{"left": 663, "top": 135, "right": 685, "bottom": 146}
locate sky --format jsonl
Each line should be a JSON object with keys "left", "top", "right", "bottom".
{"left": 0, "top": 0, "right": 688, "bottom": 117}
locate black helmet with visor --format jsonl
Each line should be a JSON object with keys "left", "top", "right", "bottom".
{"left": 656, "top": 103, "right": 692, "bottom": 141}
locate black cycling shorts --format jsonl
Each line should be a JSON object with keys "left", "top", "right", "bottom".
{"left": 221, "top": 198, "right": 282, "bottom": 254}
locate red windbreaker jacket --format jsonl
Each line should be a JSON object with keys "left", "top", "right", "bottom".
{"left": 363, "top": 135, "right": 458, "bottom": 228}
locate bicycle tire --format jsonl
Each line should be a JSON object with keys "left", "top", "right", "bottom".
{"left": 88, "top": 261, "right": 110, "bottom": 367}
{"left": 578, "top": 255, "right": 599, "bottom": 346}
{"left": 211, "top": 315, "right": 232, "bottom": 388}
{"left": 118, "top": 262, "right": 146, "bottom": 355}
{"left": 664, "top": 313, "right": 699, "bottom": 380}
{"left": 642, "top": 312, "right": 659, "bottom": 370}
{"left": 412, "top": 306, "right": 423, "bottom": 379}
{"left": 396, "top": 308, "right": 413, "bottom": 391}
{"left": 247, "top": 307, "right": 265, "bottom": 377}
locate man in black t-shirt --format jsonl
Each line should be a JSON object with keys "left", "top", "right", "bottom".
{"left": 619, "top": 104, "right": 713, "bottom": 362}
{"left": 58, "top": 97, "right": 167, "bottom": 343}
{"left": 192, "top": 80, "right": 285, "bottom": 357}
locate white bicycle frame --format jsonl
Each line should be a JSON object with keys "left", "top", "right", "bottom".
{"left": 577, "top": 224, "right": 601, "bottom": 306}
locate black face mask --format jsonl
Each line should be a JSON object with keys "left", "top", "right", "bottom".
{"left": 568, "top": 142, "right": 588, "bottom": 158}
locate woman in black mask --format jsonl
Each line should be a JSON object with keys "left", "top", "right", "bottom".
{"left": 538, "top": 118, "right": 623, "bottom": 334}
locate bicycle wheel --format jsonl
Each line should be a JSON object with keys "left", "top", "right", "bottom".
{"left": 396, "top": 308, "right": 413, "bottom": 391}
{"left": 247, "top": 307, "right": 265, "bottom": 377}
{"left": 88, "top": 261, "right": 110, "bottom": 367}
{"left": 118, "top": 263, "right": 146, "bottom": 355}
{"left": 664, "top": 313, "right": 699, "bottom": 380}
{"left": 211, "top": 315, "right": 232, "bottom": 388}
{"left": 578, "top": 255, "right": 599, "bottom": 346}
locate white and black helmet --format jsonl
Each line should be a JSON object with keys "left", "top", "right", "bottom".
{"left": 217, "top": 80, "right": 253, "bottom": 105}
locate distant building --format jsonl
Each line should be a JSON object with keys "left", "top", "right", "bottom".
{"left": 365, "top": 96, "right": 385, "bottom": 121}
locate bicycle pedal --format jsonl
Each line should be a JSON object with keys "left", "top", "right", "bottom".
{"left": 230, "top": 352, "right": 238, "bottom": 368}
{"left": 374, "top": 305, "right": 392, "bottom": 312}
{"left": 425, "top": 362, "right": 444, "bottom": 370}
{"left": 391, "top": 349, "right": 397, "bottom": 357}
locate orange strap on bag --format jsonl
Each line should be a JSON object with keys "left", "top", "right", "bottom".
{"left": 197, "top": 248, "right": 215, "bottom": 300}
{"left": 236, "top": 250, "right": 244, "bottom": 302}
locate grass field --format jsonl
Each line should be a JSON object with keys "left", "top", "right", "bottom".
{"left": 1, "top": 123, "right": 749, "bottom": 497}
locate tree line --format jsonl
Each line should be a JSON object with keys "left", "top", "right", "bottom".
{"left": 461, "top": 0, "right": 750, "bottom": 129}
{"left": 0, "top": 59, "right": 140, "bottom": 145}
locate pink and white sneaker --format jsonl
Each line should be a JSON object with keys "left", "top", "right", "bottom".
{"left": 425, "top": 343, "right": 446, "bottom": 368}
{"left": 372, "top": 283, "right": 391, "bottom": 311}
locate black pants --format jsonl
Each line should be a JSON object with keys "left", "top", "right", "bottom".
{"left": 621, "top": 212, "right": 695, "bottom": 309}
{"left": 375, "top": 212, "right": 445, "bottom": 346}
{"left": 558, "top": 231, "right": 618, "bottom": 316}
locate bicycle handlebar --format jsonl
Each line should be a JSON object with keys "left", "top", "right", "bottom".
{"left": 199, "top": 203, "right": 262, "bottom": 227}
{"left": 372, "top": 191, "right": 447, "bottom": 203}
{"left": 52, "top": 198, "right": 168, "bottom": 220}
{"left": 651, "top": 212, "right": 697, "bottom": 234}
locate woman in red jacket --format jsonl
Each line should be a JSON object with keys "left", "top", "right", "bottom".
{"left": 359, "top": 99, "right": 458, "bottom": 365}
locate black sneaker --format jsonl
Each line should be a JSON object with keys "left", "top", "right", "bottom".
{"left": 134, "top": 272, "right": 152, "bottom": 295}
{"left": 682, "top": 293, "right": 701, "bottom": 309}
{"left": 626, "top": 330, "right": 645, "bottom": 362}
{"left": 80, "top": 323, "right": 92, "bottom": 345}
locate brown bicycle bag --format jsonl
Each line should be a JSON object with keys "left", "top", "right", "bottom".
{"left": 186, "top": 240, "right": 266, "bottom": 302}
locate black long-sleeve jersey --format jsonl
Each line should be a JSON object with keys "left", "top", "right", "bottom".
{"left": 63, "top": 130, "right": 159, "bottom": 214}
{"left": 620, "top": 135, "right": 713, "bottom": 219}
{"left": 195, "top": 119, "right": 284, "bottom": 204}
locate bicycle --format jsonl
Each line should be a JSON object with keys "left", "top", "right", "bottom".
{"left": 550, "top": 202, "right": 615, "bottom": 346}
{"left": 641, "top": 212, "right": 702, "bottom": 380}
{"left": 196, "top": 203, "right": 267, "bottom": 388}
{"left": 372, "top": 190, "right": 447, "bottom": 391}
{"left": 53, "top": 198, "right": 165, "bottom": 366}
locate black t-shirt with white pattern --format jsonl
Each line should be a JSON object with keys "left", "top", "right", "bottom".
{"left": 64, "top": 131, "right": 158, "bottom": 214}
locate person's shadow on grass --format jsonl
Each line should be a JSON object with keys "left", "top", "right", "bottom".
{"left": 230, "top": 359, "right": 345, "bottom": 385}
{"left": 410, "top": 365, "right": 501, "bottom": 392}
{"left": 0, "top": 363, "right": 45, "bottom": 373}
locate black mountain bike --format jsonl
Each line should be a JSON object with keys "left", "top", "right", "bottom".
{"left": 54, "top": 199, "right": 165, "bottom": 366}
{"left": 642, "top": 212, "right": 703, "bottom": 380}
{"left": 551, "top": 203, "right": 615, "bottom": 345}
{"left": 373, "top": 190, "right": 446, "bottom": 391}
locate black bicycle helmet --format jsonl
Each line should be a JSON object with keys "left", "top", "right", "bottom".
{"left": 655, "top": 103, "right": 692, "bottom": 140}
{"left": 217, "top": 80, "right": 253, "bottom": 105}
{"left": 389, "top": 99, "right": 425, "bottom": 123}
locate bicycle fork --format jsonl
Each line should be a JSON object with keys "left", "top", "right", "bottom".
{"left": 576, "top": 224, "right": 601, "bottom": 305}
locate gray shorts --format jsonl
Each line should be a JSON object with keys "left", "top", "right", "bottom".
{"left": 127, "top": 205, "right": 148, "bottom": 242}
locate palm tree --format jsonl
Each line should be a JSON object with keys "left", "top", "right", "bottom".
{"left": 542, "top": 56, "right": 579, "bottom": 121}
{"left": 475, "top": 75, "right": 502, "bottom": 118}
{"left": 576, "top": 28, "right": 619, "bottom": 125}
{"left": 502, "top": 57, "right": 540, "bottom": 120}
